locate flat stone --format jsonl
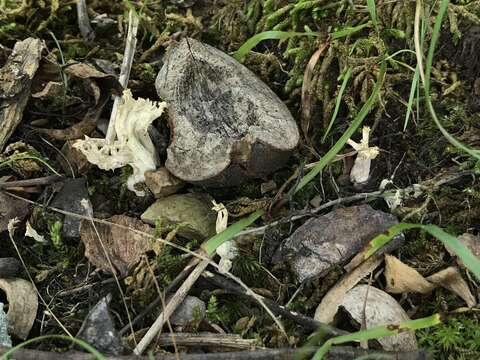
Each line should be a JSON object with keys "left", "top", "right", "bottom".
{"left": 274, "top": 205, "right": 403, "bottom": 282}
{"left": 141, "top": 193, "right": 217, "bottom": 240}
{"left": 51, "top": 178, "right": 91, "bottom": 238}
{"left": 170, "top": 296, "right": 206, "bottom": 326}
{"left": 156, "top": 38, "right": 299, "bottom": 187}
{"left": 145, "top": 167, "right": 184, "bottom": 198}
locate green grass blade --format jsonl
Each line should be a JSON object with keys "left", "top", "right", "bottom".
{"left": 233, "top": 31, "right": 319, "bottom": 62}
{"left": 404, "top": 64, "right": 419, "bottom": 131}
{"left": 201, "top": 209, "right": 264, "bottom": 256}
{"left": 322, "top": 67, "right": 352, "bottom": 143}
{"left": 363, "top": 223, "right": 480, "bottom": 280}
{"left": 295, "top": 61, "right": 387, "bottom": 193}
{"left": 422, "top": 0, "right": 480, "bottom": 159}
{"left": 367, "top": 0, "right": 378, "bottom": 33}
{"left": 312, "top": 314, "right": 442, "bottom": 360}
{"left": 0, "top": 335, "right": 106, "bottom": 360}
{"left": 331, "top": 22, "right": 372, "bottom": 39}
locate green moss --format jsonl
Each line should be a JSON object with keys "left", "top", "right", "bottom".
{"left": 418, "top": 314, "right": 480, "bottom": 360}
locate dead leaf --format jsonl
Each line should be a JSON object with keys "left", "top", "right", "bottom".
{"left": 384, "top": 254, "right": 434, "bottom": 294}
{"left": 301, "top": 42, "right": 329, "bottom": 139}
{"left": 80, "top": 215, "right": 155, "bottom": 275}
{"left": 0, "top": 278, "right": 38, "bottom": 339}
{"left": 384, "top": 255, "right": 476, "bottom": 307}
{"left": 427, "top": 267, "right": 476, "bottom": 307}
{"left": 341, "top": 285, "right": 417, "bottom": 351}
{"left": 315, "top": 255, "right": 383, "bottom": 323}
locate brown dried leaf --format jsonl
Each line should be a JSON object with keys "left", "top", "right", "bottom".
{"left": 0, "top": 278, "right": 38, "bottom": 339}
{"left": 427, "top": 267, "right": 476, "bottom": 307}
{"left": 0, "top": 192, "right": 30, "bottom": 232}
{"left": 384, "top": 255, "right": 434, "bottom": 294}
{"left": 300, "top": 42, "right": 329, "bottom": 139}
{"left": 314, "top": 255, "right": 383, "bottom": 323}
{"left": 384, "top": 255, "right": 476, "bottom": 307}
{"left": 80, "top": 215, "right": 155, "bottom": 275}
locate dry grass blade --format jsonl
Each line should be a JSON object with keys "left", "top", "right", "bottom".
{"left": 301, "top": 42, "right": 329, "bottom": 140}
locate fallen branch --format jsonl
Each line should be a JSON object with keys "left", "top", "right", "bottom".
{"left": 155, "top": 332, "right": 259, "bottom": 350}
{"left": 0, "top": 175, "right": 63, "bottom": 189}
{"left": 133, "top": 258, "right": 211, "bottom": 355}
{"left": 0, "top": 346, "right": 430, "bottom": 360}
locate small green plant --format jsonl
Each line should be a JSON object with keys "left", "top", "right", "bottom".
{"left": 418, "top": 315, "right": 480, "bottom": 359}
{"left": 48, "top": 220, "right": 63, "bottom": 250}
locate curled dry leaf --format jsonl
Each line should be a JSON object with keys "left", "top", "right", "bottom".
{"left": 80, "top": 215, "right": 154, "bottom": 276}
{"left": 384, "top": 255, "right": 476, "bottom": 307}
{"left": 341, "top": 285, "right": 417, "bottom": 352}
{"left": 0, "top": 278, "right": 38, "bottom": 339}
{"left": 384, "top": 255, "right": 434, "bottom": 294}
{"left": 301, "top": 43, "right": 329, "bottom": 139}
{"left": 315, "top": 255, "right": 383, "bottom": 323}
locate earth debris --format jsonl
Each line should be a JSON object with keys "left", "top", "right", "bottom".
{"left": 0, "top": 1, "right": 479, "bottom": 359}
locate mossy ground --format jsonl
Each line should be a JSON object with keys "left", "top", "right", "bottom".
{"left": 1, "top": 0, "right": 480, "bottom": 358}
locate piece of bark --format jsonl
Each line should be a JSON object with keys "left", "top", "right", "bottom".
{"left": 0, "top": 38, "right": 43, "bottom": 150}
{"left": 156, "top": 38, "right": 299, "bottom": 187}
{"left": 0, "top": 345, "right": 430, "bottom": 360}
{"left": 145, "top": 168, "right": 184, "bottom": 198}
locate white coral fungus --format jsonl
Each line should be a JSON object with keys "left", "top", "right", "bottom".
{"left": 211, "top": 200, "right": 238, "bottom": 274}
{"left": 74, "top": 90, "right": 167, "bottom": 196}
{"left": 347, "top": 126, "right": 379, "bottom": 184}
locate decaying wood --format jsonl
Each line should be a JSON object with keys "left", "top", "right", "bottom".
{"left": 0, "top": 346, "right": 430, "bottom": 360}
{"left": 0, "top": 38, "right": 43, "bottom": 150}
{"left": 155, "top": 332, "right": 258, "bottom": 350}
{"left": 76, "top": 0, "right": 95, "bottom": 43}
{"left": 156, "top": 38, "right": 299, "bottom": 187}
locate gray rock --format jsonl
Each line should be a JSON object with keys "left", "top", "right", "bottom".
{"left": 77, "top": 295, "right": 123, "bottom": 356}
{"left": 170, "top": 296, "right": 206, "bottom": 326}
{"left": 145, "top": 168, "right": 184, "bottom": 198}
{"left": 141, "top": 193, "right": 217, "bottom": 240}
{"left": 156, "top": 38, "right": 299, "bottom": 187}
{"left": 51, "top": 178, "right": 91, "bottom": 238}
{"left": 0, "top": 258, "right": 22, "bottom": 278}
{"left": 274, "top": 205, "right": 404, "bottom": 282}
